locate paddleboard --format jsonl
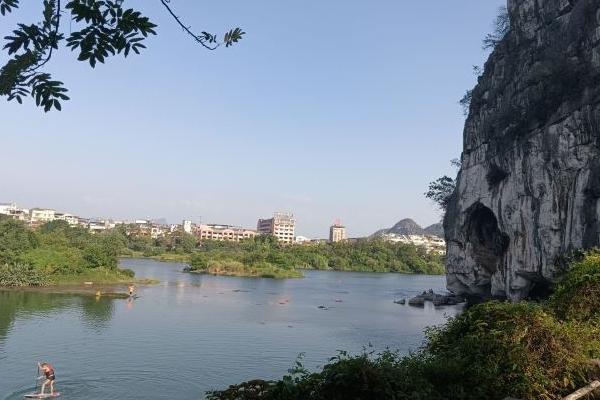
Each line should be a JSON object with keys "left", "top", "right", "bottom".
{"left": 24, "top": 393, "right": 61, "bottom": 398}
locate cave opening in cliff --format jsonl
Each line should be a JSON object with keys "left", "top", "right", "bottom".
{"left": 466, "top": 203, "right": 509, "bottom": 274}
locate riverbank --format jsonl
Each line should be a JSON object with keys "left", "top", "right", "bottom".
{"left": 0, "top": 265, "right": 158, "bottom": 293}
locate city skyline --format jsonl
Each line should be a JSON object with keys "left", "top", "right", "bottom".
{"left": 0, "top": 1, "right": 504, "bottom": 238}
{"left": 0, "top": 198, "right": 442, "bottom": 239}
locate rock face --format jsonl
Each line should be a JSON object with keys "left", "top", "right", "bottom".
{"left": 445, "top": 0, "right": 600, "bottom": 301}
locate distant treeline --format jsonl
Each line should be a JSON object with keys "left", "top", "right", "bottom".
{"left": 121, "top": 230, "right": 445, "bottom": 276}
{"left": 0, "top": 219, "right": 445, "bottom": 285}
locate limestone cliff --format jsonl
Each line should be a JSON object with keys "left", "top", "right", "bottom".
{"left": 445, "top": 0, "right": 600, "bottom": 300}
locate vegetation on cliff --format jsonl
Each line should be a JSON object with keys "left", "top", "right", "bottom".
{"left": 0, "top": 217, "right": 133, "bottom": 286}
{"left": 207, "top": 252, "right": 600, "bottom": 400}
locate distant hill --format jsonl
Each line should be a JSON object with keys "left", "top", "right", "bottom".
{"left": 387, "top": 218, "right": 425, "bottom": 235}
{"left": 423, "top": 223, "right": 444, "bottom": 237}
{"left": 372, "top": 218, "right": 443, "bottom": 238}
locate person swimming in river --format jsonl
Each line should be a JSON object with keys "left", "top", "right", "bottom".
{"left": 38, "top": 362, "right": 56, "bottom": 395}
{"left": 128, "top": 284, "right": 136, "bottom": 297}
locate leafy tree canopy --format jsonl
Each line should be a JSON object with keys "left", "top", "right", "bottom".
{"left": 0, "top": 0, "right": 244, "bottom": 111}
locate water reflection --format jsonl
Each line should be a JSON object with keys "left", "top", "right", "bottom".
{"left": 79, "top": 296, "right": 115, "bottom": 331}
{"left": 0, "top": 290, "right": 118, "bottom": 342}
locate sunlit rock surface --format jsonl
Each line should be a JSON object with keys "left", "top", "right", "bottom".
{"left": 445, "top": 0, "right": 600, "bottom": 300}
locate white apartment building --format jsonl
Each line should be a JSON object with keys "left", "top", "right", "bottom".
{"left": 257, "top": 212, "right": 296, "bottom": 244}
{"left": 30, "top": 208, "right": 56, "bottom": 226}
{"left": 183, "top": 220, "right": 193, "bottom": 234}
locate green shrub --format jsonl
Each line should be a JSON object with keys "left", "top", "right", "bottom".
{"left": 550, "top": 251, "right": 600, "bottom": 322}
{"left": 424, "top": 301, "right": 598, "bottom": 400}
{"left": 120, "top": 268, "right": 135, "bottom": 278}
{"left": 20, "top": 246, "right": 85, "bottom": 274}
{"left": 0, "top": 263, "right": 49, "bottom": 287}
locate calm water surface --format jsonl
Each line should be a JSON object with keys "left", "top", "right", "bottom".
{"left": 1, "top": 259, "right": 462, "bottom": 399}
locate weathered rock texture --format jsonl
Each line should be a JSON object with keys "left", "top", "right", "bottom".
{"left": 445, "top": 0, "right": 600, "bottom": 300}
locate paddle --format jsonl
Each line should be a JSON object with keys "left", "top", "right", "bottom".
{"left": 35, "top": 364, "right": 39, "bottom": 394}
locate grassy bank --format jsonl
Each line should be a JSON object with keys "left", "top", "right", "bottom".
{"left": 207, "top": 252, "right": 600, "bottom": 400}
{"left": 48, "top": 267, "right": 134, "bottom": 285}
{"left": 186, "top": 260, "right": 303, "bottom": 279}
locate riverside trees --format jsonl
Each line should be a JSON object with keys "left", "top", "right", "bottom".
{"left": 0, "top": 217, "right": 130, "bottom": 286}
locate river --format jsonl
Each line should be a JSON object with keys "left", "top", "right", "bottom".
{"left": 1, "top": 259, "right": 463, "bottom": 399}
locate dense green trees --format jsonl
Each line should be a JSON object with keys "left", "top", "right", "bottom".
{"left": 182, "top": 236, "right": 445, "bottom": 276}
{"left": 0, "top": 216, "right": 130, "bottom": 286}
{"left": 0, "top": 217, "right": 38, "bottom": 263}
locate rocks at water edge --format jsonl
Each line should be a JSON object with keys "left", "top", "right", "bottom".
{"left": 402, "top": 289, "right": 465, "bottom": 307}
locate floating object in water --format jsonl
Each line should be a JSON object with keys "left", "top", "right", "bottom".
{"left": 393, "top": 299, "right": 406, "bottom": 305}
{"left": 24, "top": 393, "right": 61, "bottom": 398}
{"left": 317, "top": 305, "right": 328, "bottom": 310}
{"left": 334, "top": 299, "right": 343, "bottom": 303}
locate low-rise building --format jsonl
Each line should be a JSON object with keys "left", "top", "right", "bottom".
{"left": 30, "top": 208, "right": 56, "bottom": 227}
{"left": 257, "top": 212, "right": 296, "bottom": 244}
{"left": 55, "top": 213, "right": 81, "bottom": 226}
{"left": 88, "top": 219, "right": 118, "bottom": 233}
{"left": 380, "top": 233, "right": 446, "bottom": 254}
{"left": 295, "top": 235, "right": 313, "bottom": 244}
{"left": 182, "top": 220, "right": 193, "bottom": 234}
{"left": 0, "top": 202, "right": 18, "bottom": 215}
{"left": 0, "top": 202, "right": 29, "bottom": 221}
{"left": 88, "top": 220, "right": 108, "bottom": 233}
{"left": 194, "top": 224, "right": 257, "bottom": 242}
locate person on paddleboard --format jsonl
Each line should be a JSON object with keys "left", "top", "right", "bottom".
{"left": 38, "top": 362, "right": 56, "bottom": 395}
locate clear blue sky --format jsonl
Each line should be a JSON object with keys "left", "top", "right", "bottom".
{"left": 0, "top": 0, "right": 504, "bottom": 238}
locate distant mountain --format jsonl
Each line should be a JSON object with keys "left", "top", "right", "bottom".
{"left": 372, "top": 218, "right": 443, "bottom": 238}
{"left": 423, "top": 223, "right": 444, "bottom": 237}
{"left": 387, "top": 218, "right": 425, "bottom": 235}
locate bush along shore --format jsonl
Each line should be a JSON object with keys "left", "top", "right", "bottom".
{"left": 121, "top": 232, "right": 445, "bottom": 278}
{"left": 0, "top": 217, "right": 135, "bottom": 287}
{"left": 207, "top": 251, "right": 600, "bottom": 400}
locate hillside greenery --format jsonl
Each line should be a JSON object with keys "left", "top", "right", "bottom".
{"left": 0, "top": 217, "right": 133, "bottom": 286}
{"left": 120, "top": 231, "right": 445, "bottom": 277}
{"left": 207, "top": 252, "right": 600, "bottom": 400}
